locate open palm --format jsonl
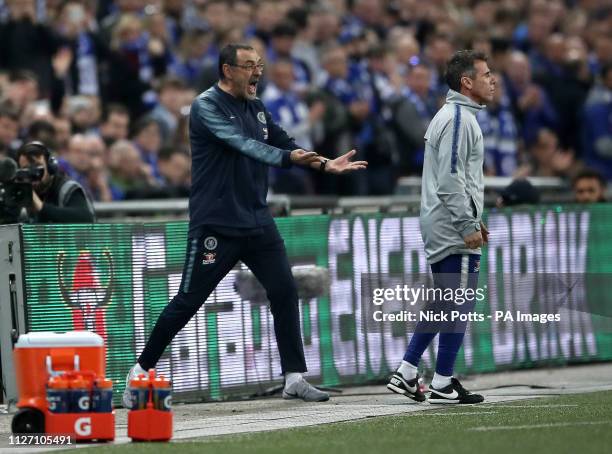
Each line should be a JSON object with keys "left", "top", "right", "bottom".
{"left": 326, "top": 150, "right": 368, "bottom": 174}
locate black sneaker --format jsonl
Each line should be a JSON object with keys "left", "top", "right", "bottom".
{"left": 429, "top": 377, "right": 484, "bottom": 404}
{"left": 387, "top": 372, "right": 426, "bottom": 402}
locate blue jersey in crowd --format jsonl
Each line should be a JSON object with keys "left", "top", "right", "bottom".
{"left": 477, "top": 96, "right": 519, "bottom": 176}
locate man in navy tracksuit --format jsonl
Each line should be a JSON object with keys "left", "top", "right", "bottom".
{"left": 123, "top": 43, "right": 367, "bottom": 405}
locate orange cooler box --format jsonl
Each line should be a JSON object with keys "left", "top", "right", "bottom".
{"left": 12, "top": 331, "right": 113, "bottom": 439}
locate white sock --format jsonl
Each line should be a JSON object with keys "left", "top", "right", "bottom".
{"left": 284, "top": 372, "right": 302, "bottom": 389}
{"left": 397, "top": 361, "right": 418, "bottom": 380}
{"left": 431, "top": 373, "right": 452, "bottom": 389}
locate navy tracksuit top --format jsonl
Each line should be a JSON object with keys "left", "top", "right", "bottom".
{"left": 188, "top": 84, "right": 297, "bottom": 234}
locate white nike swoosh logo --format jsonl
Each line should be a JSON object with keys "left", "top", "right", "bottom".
{"left": 391, "top": 376, "right": 417, "bottom": 393}
{"left": 433, "top": 389, "right": 459, "bottom": 399}
{"left": 229, "top": 116, "right": 236, "bottom": 119}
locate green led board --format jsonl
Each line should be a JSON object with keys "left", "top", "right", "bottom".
{"left": 20, "top": 206, "right": 612, "bottom": 402}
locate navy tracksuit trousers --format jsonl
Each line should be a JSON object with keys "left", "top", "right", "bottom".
{"left": 403, "top": 253, "right": 481, "bottom": 376}
{"left": 138, "top": 223, "right": 307, "bottom": 374}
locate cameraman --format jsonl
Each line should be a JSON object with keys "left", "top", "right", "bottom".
{"left": 16, "top": 142, "right": 95, "bottom": 223}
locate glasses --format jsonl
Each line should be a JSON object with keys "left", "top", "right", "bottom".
{"left": 229, "top": 62, "right": 265, "bottom": 72}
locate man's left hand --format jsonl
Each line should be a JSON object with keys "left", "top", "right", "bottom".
{"left": 480, "top": 221, "right": 489, "bottom": 244}
{"left": 325, "top": 150, "right": 368, "bottom": 174}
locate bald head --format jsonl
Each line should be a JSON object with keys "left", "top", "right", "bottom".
{"left": 506, "top": 51, "right": 531, "bottom": 87}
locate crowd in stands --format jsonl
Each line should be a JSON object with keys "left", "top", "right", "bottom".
{"left": 0, "top": 0, "right": 610, "bottom": 200}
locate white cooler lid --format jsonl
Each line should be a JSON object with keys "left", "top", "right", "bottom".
{"left": 15, "top": 331, "right": 104, "bottom": 348}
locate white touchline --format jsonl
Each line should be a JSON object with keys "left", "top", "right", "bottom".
{"left": 484, "top": 404, "right": 579, "bottom": 408}
{"left": 412, "top": 412, "right": 498, "bottom": 416}
{"left": 468, "top": 421, "right": 612, "bottom": 431}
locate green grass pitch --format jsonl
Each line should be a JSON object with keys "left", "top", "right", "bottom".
{"left": 82, "top": 390, "right": 612, "bottom": 454}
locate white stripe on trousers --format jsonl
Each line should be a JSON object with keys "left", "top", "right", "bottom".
{"left": 460, "top": 254, "right": 469, "bottom": 289}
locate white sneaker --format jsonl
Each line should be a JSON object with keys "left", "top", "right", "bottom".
{"left": 122, "top": 364, "right": 146, "bottom": 408}
{"left": 282, "top": 377, "right": 330, "bottom": 402}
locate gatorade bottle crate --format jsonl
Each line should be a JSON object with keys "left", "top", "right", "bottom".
{"left": 45, "top": 411, "right": 115, "bottom": 441}
{"left": 128, "top": 409, "right": 172, "bottom": 441}
{"left": 127, "top": 369, "right": 173, "bottom": 441}
{"left": 44, "top": 369, "right": 115, "bottom": 441}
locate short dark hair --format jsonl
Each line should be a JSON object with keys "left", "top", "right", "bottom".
{"left": 16, "top": 141, "right": 50, "bottom": 162}
{"left": 156, "top": 75, "right": 187, "bottom": 94}
{"left": 286, "top": 7, "right": 308, "bottom": 30}
{"left": 131, "top": 116, "right": 158, "bottom": 138}
{"left": 218, "top": 43, "right": 254, "bottom": 80}
{"left": 9, "top": 69, "right": 38, "bottom": 84}
{"left": 572, "top": 168, "right": 606, "bottom": 188}
{"left": 445, "top": 50, "right": 488, "bottom": 92}
{"left": 158, "top": 146, "right": 189, "bottom": 161}
{"left": 102, "top": 103, "right": 129, "bottom": 123}
{"left": 27, "top": 120, "right": 56, "bottom": 146}
{"left": 271, "top": 21, "right": 297, "bottom": 38}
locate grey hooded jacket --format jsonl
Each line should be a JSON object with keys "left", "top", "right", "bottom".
{"left": 420, "top": 90, "right": 485, "bottom": 264}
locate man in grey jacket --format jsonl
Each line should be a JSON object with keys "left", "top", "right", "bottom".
{"left": 387, "top": 50, "right": 495, "bottom": 404}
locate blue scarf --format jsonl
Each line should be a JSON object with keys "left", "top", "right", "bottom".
{"left": 76, "top": 32, "right": 98, "bottom": 95}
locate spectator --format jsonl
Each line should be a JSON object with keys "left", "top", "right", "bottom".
{"left": 425, "top": 34, "right": 454, "bottom": 103}
{"left": 534, "top": 33, "right": 592, "bottom": 152}
{"left": 263, "top": 58, "right": 324, "bottom": 194}
{"left": 3, "top": 70, "right": 39, "bottom": 119}
{"left": 582, "top": 63, "right": 612, "bottom": 180}
{"left": 53, "top": 116, "right": 72, "bottom": 155}
{"left": 321, "top": 44, "right": 370, "bottom": 194}
{"left": 232, "top": 1, "right": 254, "bottom": 37}
{"left": 160, "top": 0, "right": 184, "bottom": 48}
{"left": 477, "top": 72, "right": 519, "bottom": 176}
{"left": 147, "top": 76, "right": 187, "bottom": 144}
{"left": 108, "top": 139, "right": 156, "bottom": 200}
{"left": 309, "top": 4, "right": 341, "bottom": 46}
{"left": 99, "top": 103, "right": 130, "bottom": 146}
{"left": 512, "top": 0, "right": 556, "bottom": 57}
{"left": 53, "top": 1, "right": 107, "bottom": 97}
{"left": 130, "top": 116, "right": 162, "bottom": 183}
{"left": 65, "top": 95, "right": 98, "bottom": 133}
{"left": 0, "top": 0, "right": 60, "bottom": 96}
{"left": 286, "top": 7, "right": 320, "bottom": 81}
{"left": 504, "top": 50, "right": 558, "bottom": 147}
{"left": 98, "top": 0, "right": 144, "bottom": 45}
{"left": 343, "top": 0, "right": 386, "bottom": 40}
{"left": 106, "top": 14, "right": 167, "bottom": 118}
{"left": 26, "top": 119, "right": 56, "bottom": 149}
{"left": 267, "top": 22, "right": 311, "bottom": 94}
{"left": 251, "top": 0, "right": 287, "bottom": 44}
{"left": 170, "top": 29, "right": 214, "bottom": 87}
{"left": 392, "top": 34, "right": 420, "bottom": 75}
{"left": 0, "top": 101, "right": 20, "bottom": 156}
{"left": 0, "top": 0, "right": 607, "bottom": 200}
{"left": 572, "top": 168, "right": 606, "bottom": 203}
{"left": 60, "top": 133, "right": 92, "bottom": 193}
{"left": 389, "top": 61, "right": 435, "bottom": 175}
{"left": 157, "top": 146, "right": 190, "bottom": 197}
{"left": 83, "top": 134, "right": 112, "bottom": 202}
{"left": 192, "top": 0, "right": 230, "bottom": 40}
{"left": 515, "top": 128, "right": 576, "bottom": 179}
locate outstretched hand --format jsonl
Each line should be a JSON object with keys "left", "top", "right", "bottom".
{"left": 326, "top": 149, "right": 368, "bottom": 174}
{"left": 291, "top": 149, "right": 321, "bottom": 166}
